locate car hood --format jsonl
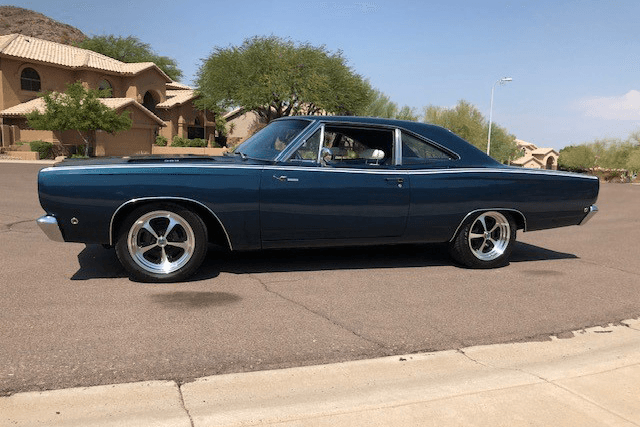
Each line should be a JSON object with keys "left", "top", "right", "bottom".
{"left": 53, "top": 154, "right": 270, "bottom": 168}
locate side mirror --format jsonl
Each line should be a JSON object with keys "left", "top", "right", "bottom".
{"left": 320, "top": 147, "right": 333, "bottom": 165}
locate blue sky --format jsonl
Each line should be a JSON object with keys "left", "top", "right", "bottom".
{"left": 11, "top": 0, "right": 640, "bottom": 150}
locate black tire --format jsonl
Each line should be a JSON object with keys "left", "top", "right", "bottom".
{"left": 115, "top": 203, "right": 208, "bottom": 282}
{"left": 449, "top": 211, "right": 516, "bottom": 269}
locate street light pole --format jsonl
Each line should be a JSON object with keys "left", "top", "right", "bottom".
{"left": 487, "top": 77, "right": 512, "bottom": 156}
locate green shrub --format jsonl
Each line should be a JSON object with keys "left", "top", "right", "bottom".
{"left": 29, "top": 140, "right": 53, "bottom": 159}
{"left": 626, "top": 148, "right": 640, "bottom": 173}
{"left": 171, "top": 136, "right": 207, "bottom": 147}
{"left": 155, "top": 135, "right": 168, "bottom": 146}
{"left": 171, "top": 136, "right": 187, "bottom": 147}
{"left": 189, "top": 138, "right": 208, "bottom": 147}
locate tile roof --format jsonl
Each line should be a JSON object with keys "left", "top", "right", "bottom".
{"left": 223, "top": 107, "right": 245, "bottom": 119}
{"left": 0, "top": 96, "right": 165, "bottom": 126}
{"left": 531, "top": 147, "right": 558, "bottom": 156}
{"left": 511, "top": 154, "right": 543, "bottom": 167}
{"left": 0, "top": 97, "right": 45, "bottom": 115}
{"left": 0, "top": 34, "right": 170, "bottom": 80}
{"left": 166, "top": 81, "right": 192, "bottom": 90}
{"left": 515, "top": 139, "right": 537, "bottom": 149}
{"left": 157, "top": 89, "right": 195, "bottom": 108}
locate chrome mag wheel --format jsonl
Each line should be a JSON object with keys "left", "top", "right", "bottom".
{"left": 467, "top": 211, "right": 511, "bottom": 262}
{"left": 116, "top": 203, "right": 208, "bottom": 282}
{"left": 449, "top": 210, "right": 516, "bottom": 269}
{"left": 127, "top": 210, "right": 196, "bottom": 275}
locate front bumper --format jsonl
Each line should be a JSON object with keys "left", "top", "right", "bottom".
{"left": 36, "top": 215, "right": 64, "bottom": 242}
{"left": 579, "top": 205, "right": 598, "bottom": 226}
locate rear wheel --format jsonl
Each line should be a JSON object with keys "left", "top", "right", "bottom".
{"left": 449, "top": 211, "right": 516, "bottom": 268}
{"left": 115, "top": 203, "right": 208, "bottom": 282}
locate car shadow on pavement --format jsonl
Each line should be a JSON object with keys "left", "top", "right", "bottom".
{"left": 509, "top": 241, "right": 578, "bottom": 263}
{"left": 71, "top": 244, "right": 127, "bottom": 280}
{"left": 198, "top": 241, "right": 577, "bottom": 275}
{"left": 70, "top": 244, "right": 221, "bottom": 282}
{"left": 70, "top": 241, "right": 577, "bottom": 281}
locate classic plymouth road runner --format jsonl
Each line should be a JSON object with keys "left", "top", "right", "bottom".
{"left": 37, "top": 116, "right": 599, "bottom": 282}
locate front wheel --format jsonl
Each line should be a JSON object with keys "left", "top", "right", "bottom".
{"left": 115, "top": 203, "right": 208, "bottom": 282}
{"left": 449, "top": 211, "right": 516, "bottom": 269}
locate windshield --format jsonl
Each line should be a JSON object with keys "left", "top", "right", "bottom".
{"left": 233, "top": 119, "right": 311, "bottom": 161}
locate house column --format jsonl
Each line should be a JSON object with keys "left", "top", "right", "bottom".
{"left": 1, "top": 124, "right": 12, "bottom": 147}
{"left": 11, "top": 125, "right": 20, "bottom": 144}
{"left": 177, "top": 115, "right": 187, "bottom": 139}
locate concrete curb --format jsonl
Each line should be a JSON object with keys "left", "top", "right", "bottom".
{"left": 2, "top": 319, "right": 639, "bottom": 426}
{"left": 0, "top": 159, "right": 56, "bottom": 165}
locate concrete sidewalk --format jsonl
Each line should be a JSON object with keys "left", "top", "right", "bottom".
{"left": 2, "top": 319, "right": 639, "bottom": 427}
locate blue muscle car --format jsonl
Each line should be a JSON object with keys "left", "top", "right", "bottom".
{"left": 37, "top": 116, "right": 599, "bottom": 282}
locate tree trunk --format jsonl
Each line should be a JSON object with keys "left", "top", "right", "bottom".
{"left": 76, "top": 129, "right": 96, "bottom": 156}
{"left": 88, "top": 129, "right": 96, "bottom": 157}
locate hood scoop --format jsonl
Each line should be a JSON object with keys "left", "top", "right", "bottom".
{"left": 125, "top": 155, "right": 233, "bottom": 164}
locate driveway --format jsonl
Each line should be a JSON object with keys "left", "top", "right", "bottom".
{"left": 1, "top": 163, "right": 639, "bottom": 395}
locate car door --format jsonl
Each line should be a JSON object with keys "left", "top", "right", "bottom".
{"left": 259, "top": 124, "right": 410, "bottom": 244}
{"left": 396, "top": 130, "right": 463, "bottom": 243}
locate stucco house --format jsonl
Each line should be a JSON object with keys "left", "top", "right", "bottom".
{"left": 511, "top": 139, "right": 559, "bottom": 170}
{"left": 0, "top": 33, "right": 228, "bottom": 156}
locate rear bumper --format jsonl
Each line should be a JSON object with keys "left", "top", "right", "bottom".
{"left": 579, "top": 205, "right": 598, "bottom": 226}
{"left": 36, "top": 215, "right": 64, "bottom": 242}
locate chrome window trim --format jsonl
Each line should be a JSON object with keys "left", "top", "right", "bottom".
{"left": 449, "top": 208, "right": 528, "bottom": 242}
{"left": 398, "top": 128, "right": 460, "bottom": 163}
{"left": 280, "top": 120, "right": 400, "bottom": 166}
{"left": 275, "top": 119, "right": 320, "bottom": 162}
{"left": 274, "top": 119, "right": 460, "bottom": 166}
{"left": 316, "top": 124, "right": 326, "bottom": 163}
{"left": 394, "top": 128, "right": 402, "bottom": 166}
{"left": 109, "top": 196, "right": 233, "bottom": 249}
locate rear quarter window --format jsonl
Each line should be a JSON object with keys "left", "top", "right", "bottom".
{"left": 401, "top": 132, "right": 454, "bottom": 164}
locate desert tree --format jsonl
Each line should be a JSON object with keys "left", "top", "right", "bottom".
{"left": 26, "top": 82, "right": 132, "bottom": 156}
{"left": 423, "top": 100, "right": 519, "bottom": 163}
{"left": 195, "top": 36, "right": 373, "bottom": 123}
{"left": 78, "top": 35, "right": 182, "bottom": 81}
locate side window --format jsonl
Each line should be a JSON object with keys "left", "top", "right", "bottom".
{"left": 289, "top": 129, "right": 321, "bottom": 162}
{"left": 401, "top": 132, "right": 452, "bottom": 164}
{"left": 324, "top": 126, "right": 393, "bottom": 166}
{"left": 289, "top": 125, "right": 394, "bottom": 166}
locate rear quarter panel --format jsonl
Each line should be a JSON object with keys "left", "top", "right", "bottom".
{"left": 404, "top": 167, "right": 599, "bottom": 242}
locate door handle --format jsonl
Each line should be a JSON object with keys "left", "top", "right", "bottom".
{"left": 385, "top": 177, "right": 404, "bottom": 187}
{"left": 273, "top": 175, "right": 299, "bottom": 182}
{"left": 385, "top": 177, "right": 404, "bottom": 183}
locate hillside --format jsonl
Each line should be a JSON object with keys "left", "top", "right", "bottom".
{"left": 0, "top": 5, "right": 85, "bottom": 45}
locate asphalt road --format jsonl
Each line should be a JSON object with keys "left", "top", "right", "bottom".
{"left": 1, "top": 162, "right": 639, "bottom": 395}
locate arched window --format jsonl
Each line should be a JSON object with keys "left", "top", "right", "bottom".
{"left": 546, "top": 156, "right": 555, "bottom": 170}
{"left": 98, "top": 79, "right": 113, "bottom": 97}
{"left": 21, "top": 68, "right": 41, "bottom": 92}
{"left": 143, "top": 91, "right": 158, "bottom": 113}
